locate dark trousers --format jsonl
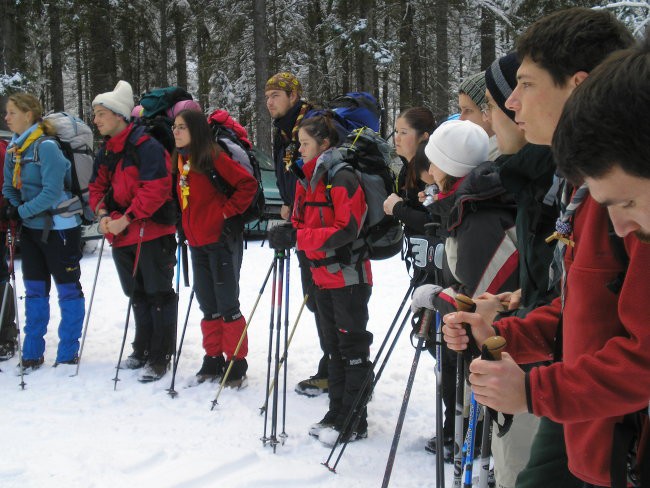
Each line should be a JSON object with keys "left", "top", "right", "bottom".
{"left": 315, "top": 284, "right": 373, "bottom": 428}
{"left": 112, "top": 234, "right": 176, "bottom": 300}
{"left": 0, "top": 230, "right": 15, "bottom": 344}
{"left": 297, "top": 250, "right": 328, "bottom": 377}
{"left": 113, "top": 234, "right": 176, "bottom": 362}
{"left": 190, "top": 234, "right": 243, "bottom": 320}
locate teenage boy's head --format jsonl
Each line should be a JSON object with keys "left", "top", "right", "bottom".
{"left": 265, "top": 72, "right": 302, "bottom": 119}
{"left": 92, "top": 80, "right": 134, "bottom": 137}
{"left": 554, "top": 36, "right": 650, "bottom": 242}
{"left": 484, "top": 53, "right": 525, "bottom": 155}
{"left": 458, "top": 71, "right": 493, "bottom": 137}
{"left": 505, "top": 8, "right": 633, "bottom": 145}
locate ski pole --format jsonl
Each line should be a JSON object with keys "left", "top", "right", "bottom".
{"left": 381, "top": 309, "right": 433, "bottom": 488}
{"left": 260, "top": 293, "right": 308, "bottom": 413}
{"left": 72, "top": 236, "right": 105, "bottom": 377}
{"left": 212, "top": 256, "right": 276, "bottom": 410}
{"left": 477, "top": 336, "right": 507, "bottom": 488}
{"left": 7, "top": 225, "right": 25, "bottom": 389}
{"left": 323, "top": 283, "right": 414, "bottom": 472}
{"left": 453, "top": 294, "right": 480, "bottom": 488}
{"left": 463, "top": 392, "right": 480, "bottom": 487}
{"left": 435, "top": 310, "right": 445, "bottom": 488}
{"left": 280, "top": 252, "right": 290, "bottom": 443}
{"left": 166, "top": 240, "right": 183, "bottom": 397}
{"left": 113, "top": 223, "right": 145, "bottom": 391}
{"left": 167, "top": 289, "right": 194, "bottom": 398}
{"left": 261, "top": 255, "right": 279, "bottom": 443}
{"left": 270, "top": 250, "right": 286, "bottom": 452}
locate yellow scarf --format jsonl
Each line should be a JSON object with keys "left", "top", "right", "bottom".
{"left": 10, "top": 126, "right": 45, "bottom": 189}
{"left": 177, "top": 154, "right": 191, "bottom": 210}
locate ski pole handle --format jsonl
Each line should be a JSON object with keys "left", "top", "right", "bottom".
{"left": 454, "top": 294, "right": 481, "bottom": 358}
{"left": 416, "top": 309, "right": 433, "bottom": 340}
{"left": 481, "top": 336, "right": 506, "bottom": 361}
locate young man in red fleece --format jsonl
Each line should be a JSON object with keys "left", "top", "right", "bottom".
{"left": 442, "top": 8, "right": 649, "bottom": 488}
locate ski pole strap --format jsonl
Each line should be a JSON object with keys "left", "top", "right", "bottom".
{"left": 454, "top": 294, "right": 484, "bottom": 361}
{"left": 481, "top": 336, "right": 514, "bottom": 438}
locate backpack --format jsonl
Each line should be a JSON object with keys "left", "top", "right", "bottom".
{"left": 139, "top": 86, "right": 193, "bottom": 119}
{"left": 207, "top": 109, "right": 265, "bottom": 224}
{"left": 34, "top": 112, "right": 95, "bottom": 224}
{"left": 322, "top": 127, "right": 404, "bottom": 260}
{"left": 306, "top": 92, "right": 383, "bottom": 141}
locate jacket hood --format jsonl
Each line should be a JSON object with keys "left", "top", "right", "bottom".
{"left": 427, "top": 160, "right": 511, "bottom": 231}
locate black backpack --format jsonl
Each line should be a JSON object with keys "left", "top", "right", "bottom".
{"left": 321, "top": 127, "right": 404, "bottom": 260}
{"left": 207, "top": 109, "right": 265, "bottom": 224}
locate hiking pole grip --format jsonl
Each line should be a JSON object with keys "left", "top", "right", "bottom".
{"left": 416, "top": 308, "right": 433, "bottom": 340}
{"left": 482, "top": 336, "right": 506, "bottom": 361}
{"left": 454, "top": 294, "right": 482, "bottom": 358}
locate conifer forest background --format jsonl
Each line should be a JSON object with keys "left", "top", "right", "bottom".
{"left": 0, "top": 0, "right": 648, "bottom": 153}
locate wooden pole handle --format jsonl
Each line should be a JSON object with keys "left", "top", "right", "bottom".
{"left": 482, "top": 336, "right": 507, "bottom": 360}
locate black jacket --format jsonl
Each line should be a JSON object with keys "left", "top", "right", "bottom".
{"left": 496, "top": 144, "right": 558, "bottom": 317}
{"left": 272, "top": 100, "right": 312, "bottom": 206}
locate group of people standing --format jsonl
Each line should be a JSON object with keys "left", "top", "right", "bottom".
{"left": 1, "top": 5, "right": 649, "bottom": 487}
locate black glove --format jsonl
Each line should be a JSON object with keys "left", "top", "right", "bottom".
{"left": 268, "top": 222, "right": 297, "bottom": 250}
{"left": 4, "top": 205, "right": 20, "bottom": 222}
{"left": 220, "top": 215, "right": 244, "bottom": 242}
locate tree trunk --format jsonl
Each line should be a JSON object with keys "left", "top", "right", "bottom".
{"left": 173, "top": 6, "right": 187, "bottom": 89}
{"left": 480, "top": 6, "right": 496, "bottom": 71}
{"left": 434, "top": 0, "right": 449, "bottom": 122}
{"left": 253, "top": 0, "right": 271, "bottom": 154}
{"left": 48, "top": 1, "right": 65, "bottom": 111}
{"left": 159, "top": 0, "right": 168, "bottom": 87}
{"left": 75, "top": 23, "right": 84, "bottom": 119}
{"left": 398, "top": 0, "right": 411, "bottom": 110}
{"left": 88, "top": 0, "right": 114, "bottom": 100}
{"left": 196, "top": 20, "right": 211, "bottom": 110}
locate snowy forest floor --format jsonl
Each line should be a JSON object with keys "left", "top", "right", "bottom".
{"left": 1, "top": 239, "right": 465, "bottom": 487}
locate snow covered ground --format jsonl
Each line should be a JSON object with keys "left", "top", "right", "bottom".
{"left": 1, "top": 239, "right": 461, "bottom": 487}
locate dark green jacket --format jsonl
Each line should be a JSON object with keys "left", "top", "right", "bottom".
{"left": 496, "top": 143, "right": 558, "bottom": 317}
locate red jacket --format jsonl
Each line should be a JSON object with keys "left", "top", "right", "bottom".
{"left": 495, "top": 194, "right": 650, "bottom": 486}
{"left": 292, "top": 151, "right": 372, "bottom": 289}
{"left": 176, "top": 150, "right": 257, "bottom": 247}
{"left": 89, "top": 124, "right": 175, "bottom": 247}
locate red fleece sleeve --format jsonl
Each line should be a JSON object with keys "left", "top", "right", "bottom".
{"left": 494, "top": 297, "right": 560, "bottom": 364}
{"left": 215, "top": 153, "right": 259, "bottom": 219}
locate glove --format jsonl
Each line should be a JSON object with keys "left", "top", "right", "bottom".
{"left": 410, "top": 284, "right": 443, "bottom": 314}
{"left": 220, "top": 215, "right": 243, "bottom": 242}
{"left": 268, "top": 222, "right": 297, "bottom": 250}
{"left": 4, "top": 205, "right": 20, "bottom": 222}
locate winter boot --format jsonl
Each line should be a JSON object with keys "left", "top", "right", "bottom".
{"left": 317, "top": 424, "right": 368, "bottom": 447}
{"left": 55, "top": 283, "right": 85, "bottom": 364}
{"left": 309, "top": 410, "right": 338, "bottom": 438}
{"left": 195, "top": 354, "right": 225, "bottom": 383}
{"left": 224, "top": 358, "right": 248, "bottom": 389}
{"left": 22, "top": 281, "right": 50, "bottom": 362}
{"left": 0, "top": 341, "right": 17, "bottom": 361}
{"left": 0, "top": 281, "right": 17, "bottom": 361}
{"left": 16, "top": 356, "right": 45, "bottom": 375}
{"left": 424, "top": 434, "right": 454, "bottom": 462}
{"left": 53, "top": 356, "right": 79, "bottom": 367}
{"left": 295, "top": 375, "right": 329, "bottom": 397}
{"left": 138, "top": 360, "right": 170, "bottom": 382}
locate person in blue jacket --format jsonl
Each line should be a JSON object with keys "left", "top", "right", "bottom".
{"left": 2, "top": 92, "right": 85, "bottom": 373}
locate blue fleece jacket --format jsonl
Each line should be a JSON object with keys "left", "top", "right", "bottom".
{"left": 2, "top": 123, "right": 80, "bottom": 230}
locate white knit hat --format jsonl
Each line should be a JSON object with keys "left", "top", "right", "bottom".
{"left": 424, "top": 119, "right": 489, "bottom": 178}
{"left": 92, "top": 80, "right": 134, "bottom": 121}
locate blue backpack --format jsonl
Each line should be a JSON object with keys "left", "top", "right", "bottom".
{"left": 306, "top": 92, "right": 383, "bottom": 141}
